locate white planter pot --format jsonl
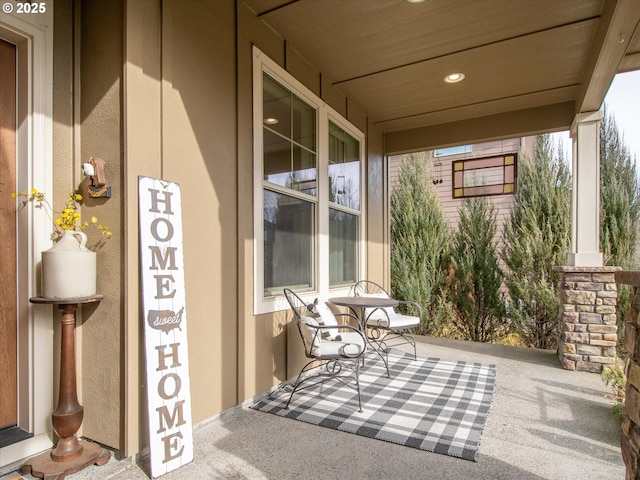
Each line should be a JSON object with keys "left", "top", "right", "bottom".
{"left": 42, "top": 230, "right": 97, "bottom": 299}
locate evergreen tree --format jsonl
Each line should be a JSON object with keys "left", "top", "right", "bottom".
{"left": 390, "top": 153, "right": 451, "bottom": 335}
{"left": 600, "top": 105, "right": 640, "bottom": 269}
{"left": 600, "top": 105, "right": 640, "bottom": 334}
{"left": 449, "top": 197, "right": 506, "bottom": 342}
{"left": 502, "top": 135, "right": 572, "bottom": 349}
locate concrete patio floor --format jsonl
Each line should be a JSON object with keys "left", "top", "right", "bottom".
{"left": 2, "top": 336, "right": 624, "bottom": 480}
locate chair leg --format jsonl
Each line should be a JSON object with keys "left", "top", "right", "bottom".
{"left": 366, "top": 332, "right": 390, "bottom": 377}
{"left": 355, "top": 359, "right": 362, "bottom": 413}
{"left": 402, "top": 333, "right": 416, "bottom": 359}
{"left": 285, "top": 360, "right": 317, "bottom": 409}
{"left": 395, "top": 332, "right": 416, "bottom": 359}
{"left": 378, "top": 332, "right": 417, "bottom": 361}
{"left": 285, "top": 359, "right": 363, "bottom": 412}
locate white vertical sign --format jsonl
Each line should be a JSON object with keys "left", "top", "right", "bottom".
{"left": 138, "top": 177, "right": 193, "bottom": 477}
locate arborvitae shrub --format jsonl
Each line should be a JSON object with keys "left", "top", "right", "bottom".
{"left": 448, "top": 197, "right": 506, "bottom": 342}
{"left": 502, "top": 135, "right": 571, "bottom": 349}
{"left": 600, "top": 105, "right": 640, "bottom": 342}
{"left": 390, "top": 153, "right": 452, "bottom": 335}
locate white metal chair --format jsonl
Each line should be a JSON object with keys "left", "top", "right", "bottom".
{"left": 352, "top": 280, "right": 421, "bottom": 361}
{"left": 283, "top": 288, "right": 367, "bottom": 412}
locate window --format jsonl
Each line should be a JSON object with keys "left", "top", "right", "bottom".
{"left": 452, "top": 154, "right": 517, "bottom": 198}
{"left": 254, "top": 48, "right": 364, "bottom": 313}
{"left": 263, "top": 190, "right": 315, "bottom": 294}
{"left": 328, "top": 122, "right": 360, "bottom": 287}
{"left": 263, "top": 74, "right": 317, "bottom": 193}
{"left": 435, "top": 145, "right": 472, "bottom": 157}
{"left": 261, "top": 73, "right": 317, "bottom": 296}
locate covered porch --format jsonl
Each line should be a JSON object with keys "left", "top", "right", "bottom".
{"left": 1, "top": 1, "right": 639, "bottom": 478}
{"left": 12, "top": 336, "right": 621, "bottom": 480}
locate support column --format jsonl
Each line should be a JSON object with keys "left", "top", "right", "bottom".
{"left": 555, "top": 266, "right": 619, "bottom": 372}
{"left": 568, "top": 111, "right": 604, "bottom": 267}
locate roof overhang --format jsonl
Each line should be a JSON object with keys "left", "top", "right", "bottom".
{"left": 243, "top": 0, "right": 640, "bottom": 152}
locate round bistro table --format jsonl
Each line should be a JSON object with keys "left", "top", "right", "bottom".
{"left": 328, "top": 296, "right": 399, "bottom": 329}
{"left": 328, "top": 296, "right": 399, "bottom": 376}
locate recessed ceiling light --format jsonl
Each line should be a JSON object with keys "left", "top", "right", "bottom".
{"left": 406, "top": 0, "right": 427, "bottom": 3}
{"left": 264, "top": 118, "right": 279, "bottom": 125}
{"left": 444, "top": 73, "right": 465, "bottom": 84}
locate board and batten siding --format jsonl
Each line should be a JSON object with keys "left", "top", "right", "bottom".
{"left": 389, "top": 138, "right": 534, "bottom": 245}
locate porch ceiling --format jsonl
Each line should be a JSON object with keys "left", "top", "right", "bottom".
{"left": 243, "top": 0, "right": 640, "bottom": 151}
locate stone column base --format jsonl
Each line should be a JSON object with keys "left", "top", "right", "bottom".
{"left": 554, "top": 266, "right": 620, "bottom": 372}
{"left": 615, "top": 271, "right": 640, "bottom": 480}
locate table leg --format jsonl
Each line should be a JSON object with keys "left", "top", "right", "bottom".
{"left": 358, "top": 307, "right": 390, "bottom": 377}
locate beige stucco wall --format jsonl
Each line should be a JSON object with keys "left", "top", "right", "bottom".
{"left": 47, "top": 0, "right": 388, "bottom": 458}
{"left": 122, "top": 0, "right": 162, "bottom": 455}
{"left": 160, "top": 0, "right": 239, "bottom": 422}
{"left": 51, "top": 0, "right": 124, "bottom": 449}
{"left": 121, "top": 0, "right": 241, "bottom": 455}
{"left": 367, "top": 120, "right": 389, "bottom": 286}
{"left": 79, "top": 0, "right": 124, "bottom": 449}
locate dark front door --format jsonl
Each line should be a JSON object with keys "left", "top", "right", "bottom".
{"left": 0, "top": 37, "right": 18, "bottom": 430}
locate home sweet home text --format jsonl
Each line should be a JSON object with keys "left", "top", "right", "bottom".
{"left": 139, "top": 177, "right": 194, "bottom": 478}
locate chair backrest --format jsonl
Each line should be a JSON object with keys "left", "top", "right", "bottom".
{"left": 354, "top": 280, "right": 423, "bottom": 321}
{"left": 283, "top": 288, "right": 307, "bottom": 321}
{"left": 353, "top": 280, "right": 391, "bottom": 298}
{"left": 283, "top": 288, "right": 318, "bottom": 357}
{"left": 353, "top": 280, "right": 397, "bottom": 319}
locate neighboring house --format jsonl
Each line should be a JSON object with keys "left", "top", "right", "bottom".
{"left": 390, "top": 137, "right": 537, "bottom": 239}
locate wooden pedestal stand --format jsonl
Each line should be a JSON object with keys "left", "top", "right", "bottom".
{"left": 21, "top": 295, "right": 110, "bottom": 480}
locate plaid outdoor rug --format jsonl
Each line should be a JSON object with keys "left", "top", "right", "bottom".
{"left": 251, "top": 352, "right": 496, "bottom": 461}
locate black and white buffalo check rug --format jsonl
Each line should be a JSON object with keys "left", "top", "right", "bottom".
{"left": 251, "top": 351, "right": 496, "bottom": 461}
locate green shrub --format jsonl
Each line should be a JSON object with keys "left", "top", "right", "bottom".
{"left": 390, "top": 153, "right": 452, "bottom": 335}
{"left": 600, "top": 106, "right": 640, "bottom": 340}
{"left": 601, "top": 357, "right": 626, "bottom": 422}
{"left": 502, "top": 135, "right": 571, "bottom": 349}
{"left": 448, "top": 197, "right": 506, "bottom": 342}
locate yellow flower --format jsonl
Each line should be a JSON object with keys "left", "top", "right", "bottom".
{"left": 12, "top": 189, "right": 111, "bottom": 248}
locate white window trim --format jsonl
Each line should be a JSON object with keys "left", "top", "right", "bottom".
{"left": 253, "top": 47, "right": 365, "bottom": 315}
{"left": 0, "top": 11, "right": 55, "bottom": 468}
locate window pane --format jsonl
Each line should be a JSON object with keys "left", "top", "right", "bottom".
{"left": 264, "top": 130, "right": 316, "bottom": 194}
{"left": 329, "top": 208, "right": 357, "bottom": 286}
{"left": 329, "top": 122, "right": 360, "bottom": 209}
{"left": 263, "top": 190, "right": 314, "bottom": 294}
{"left": 463, "top": 166, "right": 504, "bottom": 187}
{"left": 434, "top": 145, "right": 472, "bottom": 157}
{"left": 263, "top": 73, "right": 317, "bottom": 195}
{"left": 263, "top": 74, "right": 291, "bottom": 138}
{"left": 292, "top": 95, "right": 315, "bottom": 150}
{"left": 263, "top": 129, "right": 292, "bottom": 181}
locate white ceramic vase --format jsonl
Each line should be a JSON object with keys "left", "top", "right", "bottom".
{"left": 42, "top": 230, "right": 97, "bottom": 299}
